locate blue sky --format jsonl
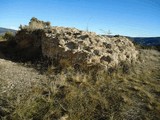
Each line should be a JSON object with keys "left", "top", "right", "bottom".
{"left": 0, "top": 0, "right": 160, "bottom": 37}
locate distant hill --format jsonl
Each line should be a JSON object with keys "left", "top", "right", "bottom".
{"left": 0, "top": 27, "right": 17, "bottom": 35}
{"left": 130, "top": 37, "right": 160, "bottom": 46}
{"left": 103, "top": 35, "right": 160, "bottom": 46}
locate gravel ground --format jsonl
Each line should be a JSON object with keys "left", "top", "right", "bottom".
{"left": 0, "top": 58, "right": 48, "bottom": 94}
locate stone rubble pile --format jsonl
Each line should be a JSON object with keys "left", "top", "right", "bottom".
{"left": 42, "top": 26, "right": 138, "bottom": 69}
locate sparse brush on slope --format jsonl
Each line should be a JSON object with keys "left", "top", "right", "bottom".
{"left": 0, "top": 49, "right": 160, "bottom": 120}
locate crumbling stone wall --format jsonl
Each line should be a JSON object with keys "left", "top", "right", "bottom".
{"left": 13, "top": 17, "right": 138, "bottom": 68}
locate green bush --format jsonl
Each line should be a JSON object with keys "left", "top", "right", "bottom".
{"left": 3, "top": 32, "right": 14, "bottom": 41}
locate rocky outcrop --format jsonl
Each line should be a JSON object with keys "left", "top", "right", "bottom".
{"left": 41, "top": 27, "right": 138, "bottom": 69}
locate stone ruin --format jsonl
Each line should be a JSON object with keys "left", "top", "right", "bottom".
{"left": 14, "top": 18, "right": 138, "bottom": 70}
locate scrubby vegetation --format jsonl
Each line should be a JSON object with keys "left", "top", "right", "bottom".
{"left": 19, "top": 17, "right": 51, "bottom": 30}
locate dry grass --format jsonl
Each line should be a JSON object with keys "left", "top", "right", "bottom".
{"left": 0, "top": 49, "right": 160, "bottom": 120}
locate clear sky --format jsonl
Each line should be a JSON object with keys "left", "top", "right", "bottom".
{"left": 0, "top": 0, "right": 160, "bottom": 37}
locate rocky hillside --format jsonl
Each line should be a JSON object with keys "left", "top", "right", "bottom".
{"left": 0, "top": 49, "right": 160, "bottom": 120}
{"left": 0, "top": 18, "right": 160, "bottom": 120}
